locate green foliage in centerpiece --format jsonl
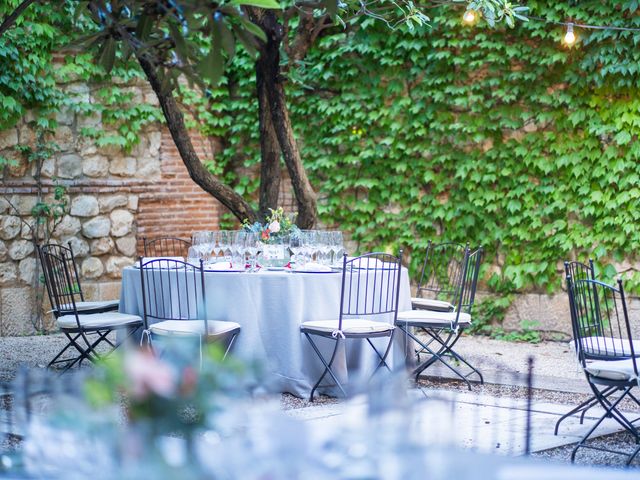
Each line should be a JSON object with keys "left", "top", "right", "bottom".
{"left": 243, "top": 207, "right": 300, "bottom": 243}
{"left": 84, "top": 345, "right": 249, "bottom": 436}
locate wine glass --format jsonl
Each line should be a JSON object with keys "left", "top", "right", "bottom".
{"left": 218, "top": 231, "right": 231, "bottom": 263}
{"left": 232, "top": 231, "right": 247, "bottom": 270}
{"left": 244, "top": 232, "right": 259, "bottom": 272}
{"left": 289, "top": 233, "right": 304, "bottom": 269}
{"left": 329, "top": 231, "right": 345, "bottom": 266}
{"left": 317, "top": 231, "right": 332, "bottom": 265}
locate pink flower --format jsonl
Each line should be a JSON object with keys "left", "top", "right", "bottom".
{"left": 268, "top": 220, "right": 281, "bottom": 233}
{"left": 261, "top": 229, "right": 270, "bottom": 241}
{"left": 124, "top": 350, "right": 176, "bottom": 400}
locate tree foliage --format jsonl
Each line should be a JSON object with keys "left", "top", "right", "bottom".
{"left": 196, "top": 0, "right": 640, "bottom": 293}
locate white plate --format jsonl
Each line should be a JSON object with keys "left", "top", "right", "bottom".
{"left": 289, "top": 269, "right": 336, "bottom": 274}
{"left": 266, "top": 266, "right": 286, "bottom": 271}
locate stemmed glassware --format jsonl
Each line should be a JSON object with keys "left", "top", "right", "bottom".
{"left": 243, "top": 232, "right": 260, "bottom": 272}
{"left": 329, "top": 231, "right": 345, "bottom": 266}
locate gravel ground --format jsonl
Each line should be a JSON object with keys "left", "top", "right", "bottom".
{"left": 1, "top": 333, "right": 639, "bottom": 469}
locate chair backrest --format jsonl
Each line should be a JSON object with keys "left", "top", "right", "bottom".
{"left": 38, "top": 247, "right": 80, "bottom": 318}
{"left": 339, "top": 251, "right": 403, "bottom": 329}
{"left": 456, "top": 246, "right": 483, "bottom": 315}
{"left": 564, "top": 259, "right": 595, "bottom": 282}
{"left": 143, "top": 237, "right": 192, "bottom": 258}
{"left": 38, "top": 243, "right": 84, "bottom": 314}
{"left": 567, "top": 276, "right": 638, "bottom": 367}
{"left": 415, "top": 241, "right": 468, "bottom": 305}
{"left": 139, "top": 257, "right": 207, "bottom": 331}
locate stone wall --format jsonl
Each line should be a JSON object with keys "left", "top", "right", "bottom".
{"left": 0, "top": 80, "right": 223, "bottom": 335}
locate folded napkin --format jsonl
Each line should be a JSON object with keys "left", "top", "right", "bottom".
{"left": 300, "top": 262, "right": 332, "bottom": 272}
{"left": 207, "top": 261, "right": 235, "bottom": 271}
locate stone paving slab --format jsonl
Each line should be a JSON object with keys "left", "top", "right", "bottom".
{"left": 284, "top": 387, "right": 632, "bottom": 456}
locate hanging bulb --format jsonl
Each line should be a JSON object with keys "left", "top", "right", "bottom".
{"left": 564, "top": 23, "right": 576, "bottom": 45}
{"left": 463, "top": 10, "right": 476, "bottom": 25}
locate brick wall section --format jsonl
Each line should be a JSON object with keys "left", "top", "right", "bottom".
{"left": 135, "top": 130, "right": 223, "bottom": 253}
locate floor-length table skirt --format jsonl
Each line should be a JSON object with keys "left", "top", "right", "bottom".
{"left": 120, "top": 267, "right": 412, "bottom": 397}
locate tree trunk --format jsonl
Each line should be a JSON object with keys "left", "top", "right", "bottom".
{"left": 136, "top": 54, "right": 258, "bottom": 224}
{"left": 251, "top": 9, "right": 318, "bottom": 229}
{"left": 256, "top": 55, "right": 281, "bottom": 221}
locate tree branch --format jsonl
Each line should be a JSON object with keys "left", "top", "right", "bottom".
{"left": 0, "top": 0, "right": 38, "bottom": 37}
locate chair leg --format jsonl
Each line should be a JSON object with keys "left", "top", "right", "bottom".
{"left": 421, "top": 329, "right": 484, "bottom": 384}
{"left": 304, "top": 333, "right": 346, "bottom": 402}
{"left": 554, "top": 391, "right": 610, "bottom": 435}
{"left": 571, "top": 386, "right": 635, "bottom": 463}
{"left": 48, "top": 332, "right": 85, "bottom": 368}
{"left": 399, "top": 325, "right": 474, "bottom": 390}
{"left": 365, "top": 331, "right": 395, "bottom": 375}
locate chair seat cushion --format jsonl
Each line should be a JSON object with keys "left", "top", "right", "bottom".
{"left": 580, "top": 336, "right": 638, "bottom": 358}
{"left": 411, "top": 298, "right": 454, "bottom": 312}
{"left": 57, "top": 312, "right": 141, "bottom": 329}
{"left": 300, "top": 319, "right": 393, "bottom": 335}
{"left": 149, "top": 320, "right": 241, "bottom": 337}
{"left": 57, "top": 300, "right": 120, "bottom": 313}
{"left": 396, "top": 310, "right": 471, "bottom": 327}
{"left": 585, "top": 358, "right": 639, "bottom": 382}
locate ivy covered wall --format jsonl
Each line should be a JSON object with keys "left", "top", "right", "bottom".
{"left": 208, "top": 0, "right": 640, "bottom": 297}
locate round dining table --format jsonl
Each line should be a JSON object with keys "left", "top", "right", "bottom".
{"left": 119, "top": 266, "right": 412, "bottom": 398}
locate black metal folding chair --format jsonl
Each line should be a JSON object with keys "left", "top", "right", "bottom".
{"left": 554, "top": 259, "right": 603, "bottom": 434}
{"left": 39, "top": 248, "right": 142, "bottom": 372}
{"left": 396, "top": 246, "right": 483, "bottom": 390}
{"left": 139, "top": 258, "right": 240, "bottom": 363}
{"left": 300, "top": 252, "right": 403, "bottom": 401}
{"left": 411, "top": 241, "right": 468, "bottom": 312}
{"left": 143, "top": 236, "right": 192, "bottom": 258}
{"left": 567, "top": 275, "right": 640, "bottom": 464}
{"left": 39, "top": 243, "right": 120, "bottom": 315}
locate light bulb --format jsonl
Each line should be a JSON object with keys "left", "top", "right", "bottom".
{"left": 463, "top": 10, "right": 476, "bottom": 24}
{"left": 564, "top": 23, "right": 576, "bottom": 45}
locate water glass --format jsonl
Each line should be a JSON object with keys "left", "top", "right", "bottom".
{"left": 329, "top": 231, "right": 345, "bottom": 266}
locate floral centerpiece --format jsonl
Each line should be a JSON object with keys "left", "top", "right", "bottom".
{"left": 243, "top": 207, "right": 300, "bottom": 243}
{"left": 243, "top": 208, "right": 300, "bottom": 267}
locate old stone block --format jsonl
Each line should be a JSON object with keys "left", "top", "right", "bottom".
{"left": 127, "top": 195, "right": 139, "bottom": 211}
{"left": 110, "top": 209, "right": 134, "bottom": 237}
{"left": 82, "top": 216, "right": 111, "bottom": 238}
{"left": 70, "top": 195, "right": 99, "bottom": 217}
{"left": 0, "top": 240, "right": 7, "bottom": 261}
{"left": 8, "top": 240, "right": 34, "bottom": 261}
{"left": 17, "top": 125, "right": 36, "bottom": 147}
{"left": 137, "top": 157, "right": 161, "bottom": 179}
{"left": 58, "top": 153, "right": 83, "bottom": 179}
{"left": 77, "top": 111, "right": 102, "bottom": 129}
{"left": 55, "top": 107, "right": 75, "bottom": 126}
{"left": 65, "top": 83, "right": 90, "bottom": 104}
{"left": 0, "top": 197, "right": 9, "bottom": 214}
{"left": 0, "top": 262, "right": 17, "bottom": 286}
{"left": 99, "top": 195, "right": 128, "bottom": 213}
{"left": 115, "top": 235, "right": 137, "bottom": 256}
{"left": 1, "top": 287, "right": 35, "bottom": 336}
{"left": 105, "top": 256, "right": 134, "bottom": 279}
{"left": 0, "top": 216, "right": 22, "bottom": 240}
{"left": 53, "top": 215, "right": 82, "bottom": 237}
{"left": 90, "top": 237, "right": 115, "bottom": 255}
{"left": 81, "top": 257, "right": 104, "bottom": 279}
{"left": 40, "top": 156, "right": 55, "bottom": 178}
{"left": 98, "top": 281, "right": 121, "bottom": 301}
{"left": 9, "top": 195, "right": 37, "bottom": 215}
{"left": 18, "top": 257, "right": 36, "bottom": 285}
{"left": 82, "top": 155, "right": 109, "bottom": 177}
{"left": 148, "top": 131, "right": 162, "bottom": 156}
{"left": 109, "top": 157, "right": 137, "bottom": 176}
{"left": 0, "top": 128, "right": 18, "bottom": 149}
{"left": 144, "top": 91, "right": 159, "bottom": 106}
{"left": 52, "top": 126, "right": 75, "bottom": 152}
{"left": 61, "top": 236, "right": 90, "bottom": 257}
{"left": 78, "top": 137, "right": 97, "bottom": 156}
{"left": 20, "top": 218, "right": 35, "bottom": 239}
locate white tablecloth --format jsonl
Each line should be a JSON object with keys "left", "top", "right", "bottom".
{"left": 120, "top": 267, "right": 412, "bottom": 397}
